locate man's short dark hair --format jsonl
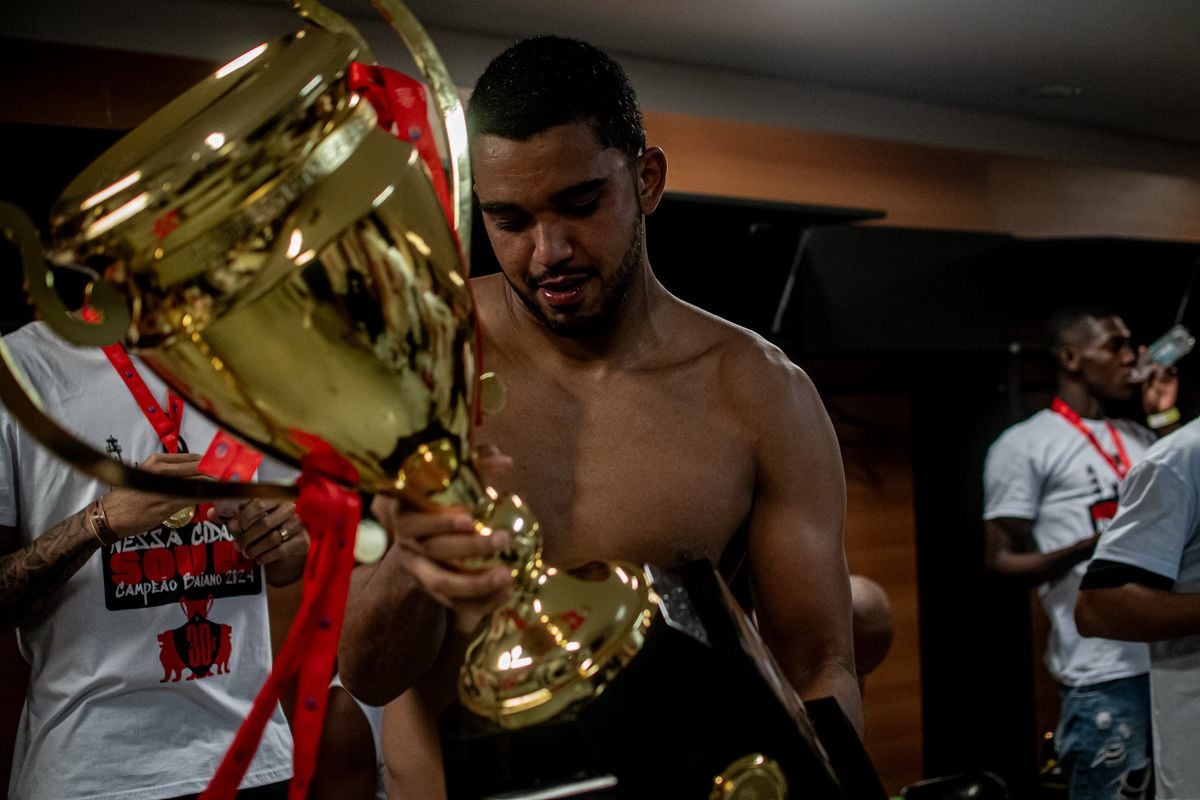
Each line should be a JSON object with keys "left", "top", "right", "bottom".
{"left": 468, "top": 36, "right": 646, "bottom": 164}
{"left": 1046, "top": 304, "right": 1119, "bottom": 350}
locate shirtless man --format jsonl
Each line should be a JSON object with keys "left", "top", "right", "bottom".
{"left": 337, "top": 35, "right": 859, "bottom": 797}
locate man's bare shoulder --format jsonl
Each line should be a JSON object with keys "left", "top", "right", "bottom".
{"left": 469, "top": 274, "right": 522, "bottom": 351}
{"left": 470, "top": 274, "right": 508, "bottom": 319}
{"left": 667, "top": 297, "right": 816, "bottom": 409}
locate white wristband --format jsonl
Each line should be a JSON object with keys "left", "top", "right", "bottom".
{"left": 1147, "top": 407, "right": 1181, "bottom": 430}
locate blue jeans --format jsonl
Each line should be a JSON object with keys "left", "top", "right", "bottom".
{"left": 1057, "top": 675, "right": 1153, "bottom": 800}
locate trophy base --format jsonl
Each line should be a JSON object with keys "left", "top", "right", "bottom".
{"left": 441, "top": 560, "right": 884, "bottom": 800}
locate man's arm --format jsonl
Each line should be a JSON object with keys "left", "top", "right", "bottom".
{"left": 309, "top": 685, "right": 380, "bottom": 800}
{"left": 1077, "top": 579, "right": 1200, "bottom": 641}
{"left": 338, "top": 544, "right": 448, "bottom": 706}
{"left": 745, "top": 358, "right": 862, "bottom": 734}
{"left": 382, "top": 685, "right": 448, "bottom": 800}
{"left": 1076, "top": 441, "right": 1199, "bottom": 641}
{"left": 337, "top": 497, "right": 511, "bottom": 706}
{"left": 985, "top": 517, "right": 1095, "bottom": 588}
{"left": 0, "top": 452, "right": 206, "bottom": 630}
{"left": 0, "top": 515, "right": 98, "bottom": 630}
{"left": 377, "top": 623, "right": 486, "bottom": 800}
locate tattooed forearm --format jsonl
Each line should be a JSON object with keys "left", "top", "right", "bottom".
{"left": 0, "top": 511, "right": 99, "bottom": 630}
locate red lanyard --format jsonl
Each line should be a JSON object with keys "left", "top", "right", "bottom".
{"left": 1051, "top": 397, "right": 1131, "bottom": 480}
{"left": 82, "top": 306, "right": 184, "bottom": 453}
{"left": 103, "top": 346, "right": 185, "bottom": 453}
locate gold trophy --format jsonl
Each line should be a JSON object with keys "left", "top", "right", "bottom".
{"left": 0, "top": 4, "right": 859, "bottom": 797}
{"left": 0, "top": 0, "right": 656, "bottom": 741}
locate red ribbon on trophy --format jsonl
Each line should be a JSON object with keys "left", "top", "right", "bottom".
{"left": 202, "top": 65, "right": 470, "bottom": 799}
{"left": 348, "top": 61, "right": 454, "bottom": 223}
{"left": 201, "top": 434, "right": 360, "bottom": 800}
{"left": 349, "top": 62, "right": 488, "bottom": 428}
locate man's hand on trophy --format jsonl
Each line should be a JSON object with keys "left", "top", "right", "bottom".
{"left": 472, "top": 443, "right": 514, "bottom": 488}
{"left": 209, "top": 498, "right": 310, "bottom": 565}
{"left": 371, "top": 496, "right": 512, "bottom": 635}
{"left": 100, "top": 452, "right": 205, "bottom": 538}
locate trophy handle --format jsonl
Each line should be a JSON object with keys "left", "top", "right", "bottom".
{"left": 368, "top": 0, "right": 472, "bottom": 259}
{"left": 289, "top": 1, "right": 470, "bottom": 257}
{"left": 0, "top": 204, "right": 295, "bottom": 501}
{"left": 0, "top": 202, "right": 130, "bottom": 348}
{"left": 293, "top": 0, "right": 376, "bottom": 63}
{"left": 0, "top": 340, "right": 296, "bottom": 500}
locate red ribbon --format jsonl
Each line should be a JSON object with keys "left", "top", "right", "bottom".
{"left": 1050, "top": 396, "right": 1132, "bottom": 480}
{"left": 348, "top": 62, "right": 454, "bottom": 223}
{"left": 198, "top": 430, "right": 264, "bottom": 484}
{"left": 101, "top": 343, "right": 186, "bottom": 454}
{"left": 83, "top": 304, "right": 185, "bottom": 456}
{"left": 201, "top": 64, "right": 480, "bottom": 796}
{"left": 200, "top": 434, "right": 360, "bottom": 800}
{"left": 348, "top": 62, "right": 487, "bottom": 426}
{"left": 85, "top": 303, "right": 207, "bottom": 523}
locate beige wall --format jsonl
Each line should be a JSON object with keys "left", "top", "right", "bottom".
{"left": 647, "top": 110, "right": 1200, "bottom": 241}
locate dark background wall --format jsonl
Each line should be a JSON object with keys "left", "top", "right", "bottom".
{"left": 645, "top": 211, "right": 1200, "bottom": 793}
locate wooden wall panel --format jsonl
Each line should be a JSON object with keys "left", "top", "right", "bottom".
{"left": 835, "top": 394, "right": 923, "bottom": 794}
{"left": 645, "top": 110, "right": 1200, "bottom": 243}
{"left": 7, "top": 38, "right": 1200, "bottom": 244}
{"left": 987, "top": 158, "right": 1200, "bottom": 241}
{"left": 646, "top": 111, "right": 992, "bottom": 231}
{"left": 0, "top": 37, "right": 214, "bottom": 131}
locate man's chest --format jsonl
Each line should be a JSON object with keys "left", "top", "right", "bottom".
{"left": 476, "top": 368, "right": 756, "bottom": 568}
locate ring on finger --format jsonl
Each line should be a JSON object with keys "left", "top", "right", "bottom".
{"left": 277, "top": 526, "right": 290, "bottom": 543}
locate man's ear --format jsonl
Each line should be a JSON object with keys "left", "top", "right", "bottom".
{"left": 636, "top": 146, "right": 667, "bottom": 215}
{"left": 1057, "top": 344, "right": 1081, "bottom": 373}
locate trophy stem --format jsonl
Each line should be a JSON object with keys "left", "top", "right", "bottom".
{"left": 395, "top": 443, "right": 661, "bottom": 729}
{"left": 394, "top": 439, "right": 544, "bottom": 590}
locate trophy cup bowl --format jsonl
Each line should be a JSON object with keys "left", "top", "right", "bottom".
{"left": 0, "top": 0, "right": 658, "bottom": 743}
{"left": 0, "top": 5, "right": 473, "bottom": 505}
{"left": 34, "top": 22, "right": 472, "bottom": 498}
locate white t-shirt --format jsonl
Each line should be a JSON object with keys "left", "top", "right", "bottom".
{"left": 1, "top": 322, "right": 293, "bottom": 800}
{"left": 983, "top": 407, "right": 1154, "bottom": 687}
{"left": 1092, "top": 417, "right": 1200, "bottom": 800}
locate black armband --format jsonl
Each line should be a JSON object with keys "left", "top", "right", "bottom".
{"left": 1081, "top": 558, "right": 1173, "bottom": 591}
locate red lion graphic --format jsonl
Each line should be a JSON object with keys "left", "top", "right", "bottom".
{"left": 158, "top": 595, "right": 233, "bottom": 681}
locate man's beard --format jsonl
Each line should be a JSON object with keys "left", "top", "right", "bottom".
{"left": 508, "top": 216, "right": 644, "bottom": 339}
